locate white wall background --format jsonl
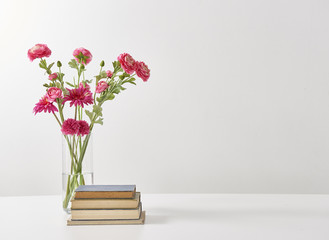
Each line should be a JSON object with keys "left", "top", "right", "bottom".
{"left": 0, "top": 0, "right": 329, "bottom": 196}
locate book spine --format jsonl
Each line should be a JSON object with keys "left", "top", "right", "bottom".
{"left": 75, "top": 191, "right": 135, "bottom": 199}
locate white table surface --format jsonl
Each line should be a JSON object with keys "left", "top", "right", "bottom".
{"left": 1, "top": 194, "right": 329, "bottom": 240}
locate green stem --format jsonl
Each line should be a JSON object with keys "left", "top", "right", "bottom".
{"left": 74, "top": 106, "right": 77, "bottom": 120}
{"left": 56, "top": 100, "right": 65, "bottom": 123}
{"left": 52, "top": 113, "right": 62, "bottom": 127}
{"left": 65, "top": 136, "right": 78, "bottom": 171}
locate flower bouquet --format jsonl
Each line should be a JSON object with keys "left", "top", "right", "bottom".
{"left": 28, "top": 44, "right": 150, "bottom": 210}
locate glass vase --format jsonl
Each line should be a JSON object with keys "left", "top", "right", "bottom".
{"left": 62, "top": 133, "right": 94, "bottom": 213}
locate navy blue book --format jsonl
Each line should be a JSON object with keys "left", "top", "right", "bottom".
{"left": 75, "top": 185, "right": 136, "bottom": 199}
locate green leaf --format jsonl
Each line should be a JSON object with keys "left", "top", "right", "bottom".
{"left": 119, "top": 85, "right": 126, "bottom": 90}
{"left": 95, "top": 71, "right": 107, "bottom": 82}
{"left": 113, "top": 87, "right": 120, "bottom": 94}
{"left": 126, "top": 78, "right": 137, "bottom": 85}
{"left": 100, "top": 70, "right": 107, "bottom": 78}
{"left": 93, "top": 105, "right": 103, "bottom": 116}
{"left": 68, "top": 59, "right": 79, "bottom": 70}
{"left": 58, "top": 73, "right": 64, "bottom": 81}
{"left": 107, "top": 93, "right": 115, "bottom": 100}
{"left": 39, "top": 59, "right": 47, "bottom": 69}
{"left": 113, "top": 61, "right": 123, "bottom": 73}
{"left": 48, "top": 62, "right": 55, "bottom": 70}
{"left": 94, "top": 117, "right": 104, "bottom": 125}
{"left": 66, "top": 82, "right": 75, "bottom": 87}
{"left": 85, "top": 110, "right": 93, "bottom": 121}
{"left": 43, "top": 83, "right": 49, "bottom": 88}
{"left": 123, "top": 77, "right": 136, "bottom": 84}
{"left": 55, "top": 82, "right": 61, "bottom": 88}
{"left": 123, "top": 72, "right": 130, "bottom": 78}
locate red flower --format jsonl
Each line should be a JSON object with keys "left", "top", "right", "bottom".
{"left": 61, "top": 119, "right": 79, "bottom": 135}
{"left": 135, "top": 61, "right": 150, "bottom": 82}
{"left": 33, "top": 95, "right": 58, "bottom": 115}
{"left": 28, "top": 44, "right": 51, "bottom": 62}
{"left": 117, "top": 53, "right": 136, "bottom": 74}
{"left": 77, "top": 120, "right": 90, "bottom": 136}
{"left": 95, "top": 81, "right": 109, "bottom": 93}
{"left": 61, "top": 119, "right": 90, "bottom": 136}
{"left": 47, "top": 87, "right": 62, "bottom": 102}
{"left": 63, "top": 85, "right": 93, "bottom": 108}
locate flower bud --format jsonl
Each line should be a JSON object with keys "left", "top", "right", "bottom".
{"left": 80, "top": 64, "right": 85, "bottom": 70}
{"left": 100, "top": 60, "right": 105, "bottom": 67}
{"left": 57, "top": 61, "right": 62, "bottom": 67}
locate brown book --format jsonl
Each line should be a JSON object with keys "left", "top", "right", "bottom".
{"left": 71, "top": 192, "right": 140, "bottom": 209}
{"left": 67, "top": 211, "right": 146, "bottom": 225}
{"left": 71, "top": 203, "right": 142, "bottom": 220}
{"left": 74, "top": 185, "right": 136, "bottom": 199}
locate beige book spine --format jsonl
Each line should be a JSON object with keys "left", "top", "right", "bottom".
{"left": 67, "top": 211, "right": 146, "bottom": 225}
{"left": 71, "top": 192, "right": 140, "bottom": 209}
{"left": 71, "top": 204, "right": 141, "bottom": 220}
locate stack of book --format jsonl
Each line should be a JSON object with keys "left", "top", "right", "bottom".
{"left": 67, "top": 185, "right": 145, "bottom": 226}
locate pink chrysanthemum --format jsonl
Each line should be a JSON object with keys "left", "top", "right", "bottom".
{"left": 77, "top": 120, "right": 90, "bottom": 136}
{"left": 33, "top": 95, "right": 58, "bottom": 115}
{"left": 63, "top": 85, "right": 93, "bottom": 108}
{"left": 61, "top": 119, "right": 79, "bottom": 135}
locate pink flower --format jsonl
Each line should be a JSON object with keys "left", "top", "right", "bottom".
{"left": 48, "top": 73, "right": 58, "bottom": 81}
{"left": 63, "top": 85, "right": 93, "bottom": 108}
{"left": 117, "top": 53, "right": 135, "bottom": 74}
{"left": 33, "top": 95, "right": 58, "bottom": 115}
{"left": 106, "top": 70, "right": 113, "bottom": 78}
{"left": 135, "top": 61, "right": 150, "bottom": 82}
{"left": 28, "top": 44, "right": 51, "bottom": 62}
{"left": 95, "top": 81, "right": 109, "bottom": 93}
{"left": 61, "top": 119, "right": 79, "bottom": 135}
{"left": 47, "top": 87, "right": 62, "bottom": 102}
{"left": 77, "top": 120, "right": 90, "bottom": 136}
{"left": 73, "top": 47, "right": 92, "bottom": 65}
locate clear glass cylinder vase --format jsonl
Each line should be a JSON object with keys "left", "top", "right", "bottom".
{"left": 62, "top": 133, "right": 94, "bottom": 213}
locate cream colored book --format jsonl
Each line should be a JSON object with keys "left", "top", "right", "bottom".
{"left": 67, "top": 211, "right": 146, "bottom": 225}
{"left": 71, "top": 203, "right": 142, "bottom": 220}
{"left": 71, "top": 192, "right": 140, "bottom": 209}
